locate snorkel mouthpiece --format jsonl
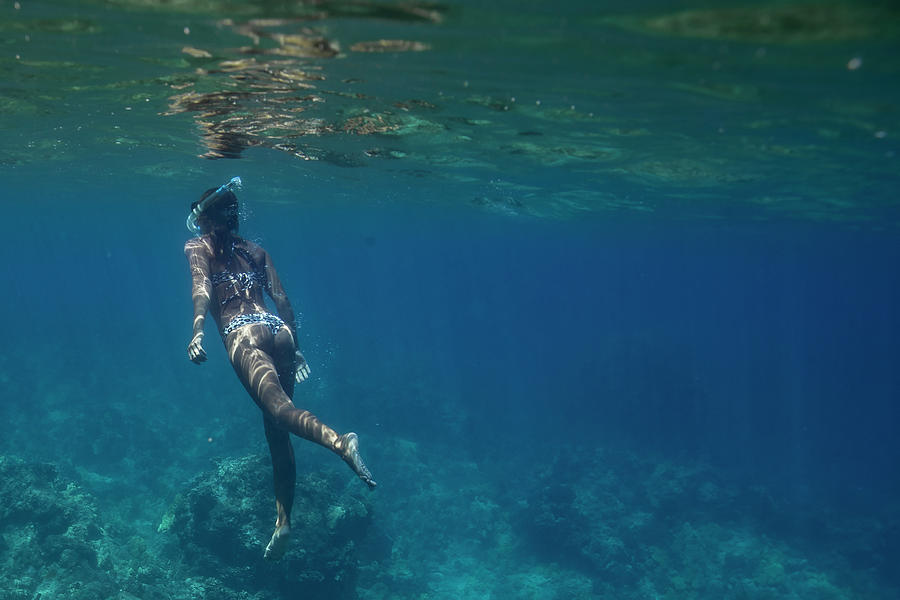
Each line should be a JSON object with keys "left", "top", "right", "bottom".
{"left": 186, "top": 176, "right": 243, "bottom": 234}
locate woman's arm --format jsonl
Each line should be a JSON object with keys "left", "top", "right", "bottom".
{"left": 263, "top": 250, "right": 297, "bottom": 338}
{"left": 185, "top": 239, "right": 212, "bottom": 363}
{"left": 263, "top": 250, "right": 310, "bottom": 381}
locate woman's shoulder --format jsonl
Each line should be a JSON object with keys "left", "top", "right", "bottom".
{"left": 184, "top": 236, "right": 211, "bottom": 254}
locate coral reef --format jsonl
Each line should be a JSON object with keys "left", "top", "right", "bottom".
{"left": 510, "top": 446, "right": 895, "bottom": 599}
{"left": 158, "top": 453, "right": 382, "bottom": 599}
{"left": 1, "top": 433, "right": 896, "bottom": 600}
{"left": 0, "top": 455, "right": 117, "bottom": 600}
{"left": 0, "top": 451, "right": 384, "bottom": 600}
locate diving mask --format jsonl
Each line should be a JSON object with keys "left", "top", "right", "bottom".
{"left": 186, "top": 176, "right": 243, "bottom": 235}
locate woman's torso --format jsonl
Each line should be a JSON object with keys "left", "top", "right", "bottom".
{"left": 205, "top": 236, "right": 270, "bottom": 331}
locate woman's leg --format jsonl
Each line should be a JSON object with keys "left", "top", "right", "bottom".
{"left": 227, "top": 325, "right": 376, "bottom": 486}
{"left": 265, "top": 326, "right": 298, "bottom": 537}
{"left": 227, "top": 324, "right": 375, "bottom": 559}
{"left": 262, "top": 416, "right": 294, "bottom": 560}
{"left": 227, "top": 325, "right": 339, "bottom": 448}
{"left": 258, "top": 328, "right": 299, "bottom": 560}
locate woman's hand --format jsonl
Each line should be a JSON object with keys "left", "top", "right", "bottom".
{"left": 188, "top": 332, "right": 207, "bottom": 364}
{"left": 295, "top": 350, "right": 311, "bottom": 382}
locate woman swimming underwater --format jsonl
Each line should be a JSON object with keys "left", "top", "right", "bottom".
{"left": 183, "top": 178, "right": 375, "bottom": 560}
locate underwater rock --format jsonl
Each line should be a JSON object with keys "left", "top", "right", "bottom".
{"left": 512, "top": 447, "right": 884, "bottom": 598}
{"left": 0, "top": 455, "right": 117, "bottom": 600}
{"left": 160, "top": 454, "right": 380, "bottom": 599}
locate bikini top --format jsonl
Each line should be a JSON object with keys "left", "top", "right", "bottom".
{"left": 210, "top": 243, "right": 269, "bottom": 306}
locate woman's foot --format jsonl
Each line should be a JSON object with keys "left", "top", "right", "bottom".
{"left": 264, "top": 524, "right": 291, "bottom": 560}
{"left": 335, "top": 432, "right": 377, "bottom": 489}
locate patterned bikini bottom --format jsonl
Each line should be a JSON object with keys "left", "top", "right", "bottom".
{"left": 222, "top": 312, "right": 285, "bottom": 337}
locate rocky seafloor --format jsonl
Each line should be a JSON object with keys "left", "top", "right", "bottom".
{"left": 0, "top": 451, "right": 382, "bottom": 600}
{"left": 1, "top": 434, "right": 898, "bottom": 600}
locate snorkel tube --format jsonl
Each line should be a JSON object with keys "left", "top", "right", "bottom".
{"left": 186, "top": 176, "right": 243, "bottom": 235}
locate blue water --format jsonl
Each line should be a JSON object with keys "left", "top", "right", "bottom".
{"left": 2, "top": 1, "right": 900, "bottom": 599}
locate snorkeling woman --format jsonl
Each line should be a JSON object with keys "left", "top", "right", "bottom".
{"left": 183, "top": 178, "right": 376, "bottom": 561}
